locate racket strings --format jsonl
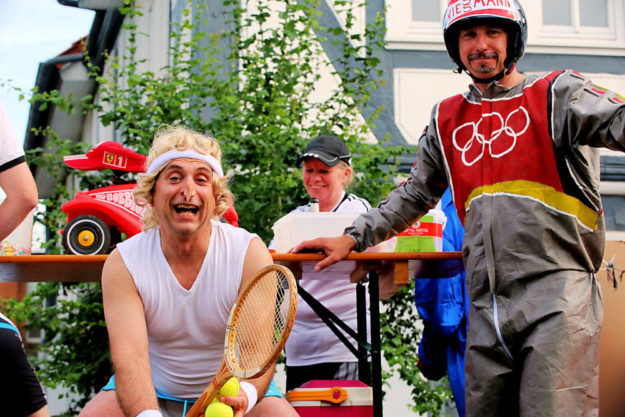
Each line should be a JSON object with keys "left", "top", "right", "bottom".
{"left": 231, "top": 270, "right": 292, "bottom": 371}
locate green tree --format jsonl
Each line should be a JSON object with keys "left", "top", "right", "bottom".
{"left": 1, "top": 1, "right": 453, "bottom": 415}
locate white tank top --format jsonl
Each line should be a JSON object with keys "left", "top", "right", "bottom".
{"left": 117, "top": 220, "right": 256, "bottom": 398}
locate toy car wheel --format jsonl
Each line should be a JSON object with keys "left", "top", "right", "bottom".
{"left": 63, "top": 215, "right": 111, "bottom": 255}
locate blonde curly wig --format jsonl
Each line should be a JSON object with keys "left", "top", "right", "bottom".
{"left": 134, "top": 126, "right": 232, "bottom": 230}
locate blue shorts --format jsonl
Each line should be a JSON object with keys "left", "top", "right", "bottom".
{"left": 102, "top": 374, "right": 284, "bottom": 401}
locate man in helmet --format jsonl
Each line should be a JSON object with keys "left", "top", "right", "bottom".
{"left": 443, "top": 0, "right": 528, "bottom": 87}
{"left": 294, "top": 0, "right": 625, "bottom": 416}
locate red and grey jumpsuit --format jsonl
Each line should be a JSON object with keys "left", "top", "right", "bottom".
{"left": 345, "top": 70, "right": 625, "bottom": 417}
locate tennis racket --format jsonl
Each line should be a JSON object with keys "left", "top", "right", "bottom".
{"left": 185, "top": 264, "right": 297, "bottom": 417}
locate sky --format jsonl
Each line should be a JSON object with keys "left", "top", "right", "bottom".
{"left": 0, "top": 0, "right": 95, "bottom": 144}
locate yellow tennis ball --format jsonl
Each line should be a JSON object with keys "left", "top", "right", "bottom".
{"left": 219, "top": 377, "right": 240, "bottom": 397}
{"left": 204, "top": 401, "right": 233, "bottom": 417}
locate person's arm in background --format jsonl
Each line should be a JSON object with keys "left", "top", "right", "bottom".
{"left": 0, "top": 99, "right": 38, "bottom": 241}
{"left": 0, "top": 161, "right": 38, "bottom": 241}
{"left": 0, "top": 103, "right": 46, "bottom": 416}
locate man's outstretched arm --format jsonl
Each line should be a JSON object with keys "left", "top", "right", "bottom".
{"left": 292, "top": 234, "right": 356, "bottom": 271}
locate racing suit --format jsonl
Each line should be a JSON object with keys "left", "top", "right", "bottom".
{"left": 345, "top": 70, "right": 625, "bottom": 417}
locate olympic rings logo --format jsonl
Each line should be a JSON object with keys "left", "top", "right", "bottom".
{"left": 452, "top": 106, "right": 530, "bottom": 166}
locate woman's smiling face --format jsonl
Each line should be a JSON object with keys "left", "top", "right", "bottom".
{"left": 302, "top": 158, "right": 350, "bottom": 212}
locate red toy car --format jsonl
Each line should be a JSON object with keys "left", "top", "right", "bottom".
{"left": 62, "top": 142, "right": 147, "bottom": 255}
{"left": 62, "top": 141, "right": 239, "bottom": 255}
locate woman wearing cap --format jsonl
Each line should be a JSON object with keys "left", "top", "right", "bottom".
{"left": 270, "top": 135, "right": 371, "bottom": 390}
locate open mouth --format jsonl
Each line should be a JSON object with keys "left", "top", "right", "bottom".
{"left": 174, "top": 204, "right": 199, "bottom": 215}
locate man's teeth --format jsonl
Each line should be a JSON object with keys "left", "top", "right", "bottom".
{"left": 174, "top": 204, "right": 199, "bottom": 214}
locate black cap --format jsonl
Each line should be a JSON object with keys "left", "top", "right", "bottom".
{"left": 296, "top": 135, "right": 351, "bottom": 167}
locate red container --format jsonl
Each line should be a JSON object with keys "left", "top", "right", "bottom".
{"left": 286, "top": 380, "right": 373, "bottom": 417}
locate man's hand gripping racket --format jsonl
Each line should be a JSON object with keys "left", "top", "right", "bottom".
{"left": 185, "top": 264, "right": 297, "bottom": 417}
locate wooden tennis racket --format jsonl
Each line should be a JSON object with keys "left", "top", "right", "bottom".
{"left": 185, "top": 264, "right": 297, "bottom": 417}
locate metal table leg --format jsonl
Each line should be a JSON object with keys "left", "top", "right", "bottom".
{"left": 356, "top": 281, "right": 370, "bottom": 384}
{"left": 368, "top": 271, "right": 383, "bottom": 417}
{"left": 296, "top": 276, "right": 382, "bottom": 416}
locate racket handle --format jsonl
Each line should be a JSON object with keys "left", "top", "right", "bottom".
{"left": 185, "top": 374, "right": 225, "bottom": 417}
{"left": 186, "top": 392, "right": 210, "bottom": 417}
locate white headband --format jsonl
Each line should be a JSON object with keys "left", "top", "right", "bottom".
{"left": 146, "top": 149, "right": 224, "bottom": 177}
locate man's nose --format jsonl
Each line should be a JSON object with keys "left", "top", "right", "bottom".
{"left": 475, "top": 32, "right": 488, "bottom": 50}
{"left": 182, "top": 178, "right": 196, "bottom": 200}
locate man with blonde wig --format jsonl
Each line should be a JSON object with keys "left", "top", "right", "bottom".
{"left": 80, "top": 127, "right": 297, "bottom": 417}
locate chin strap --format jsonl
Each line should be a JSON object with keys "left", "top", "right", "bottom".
{"left": 466, "top": 62, "right": 517, "bottom": 86}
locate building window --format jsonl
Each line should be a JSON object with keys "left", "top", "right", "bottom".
{"left": 600, "top": 179, "right": 625, "bottom": 241}
{"left": 542, "top": 0, "right": 607, "bottom": 28}
{"left": 542, "top": 0, "right": 571, "bottom": 26}
{"left": 603, "top": 195, "right": 625, "bottom": 231}
{"left": 579, "top": 0, "right": 608, "bottom": 27}
{"left": 411, "top": 0, "right": 440, "bottom": 23}
{"left": 385, "top": 0, "right": 447, "bottom": 50}
{"left": 530, "top": 0, "right": 624, "bottom": 55}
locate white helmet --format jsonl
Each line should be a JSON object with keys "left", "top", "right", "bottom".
{"left": 443, "top": 0, "right": 528, "bottom": 77}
